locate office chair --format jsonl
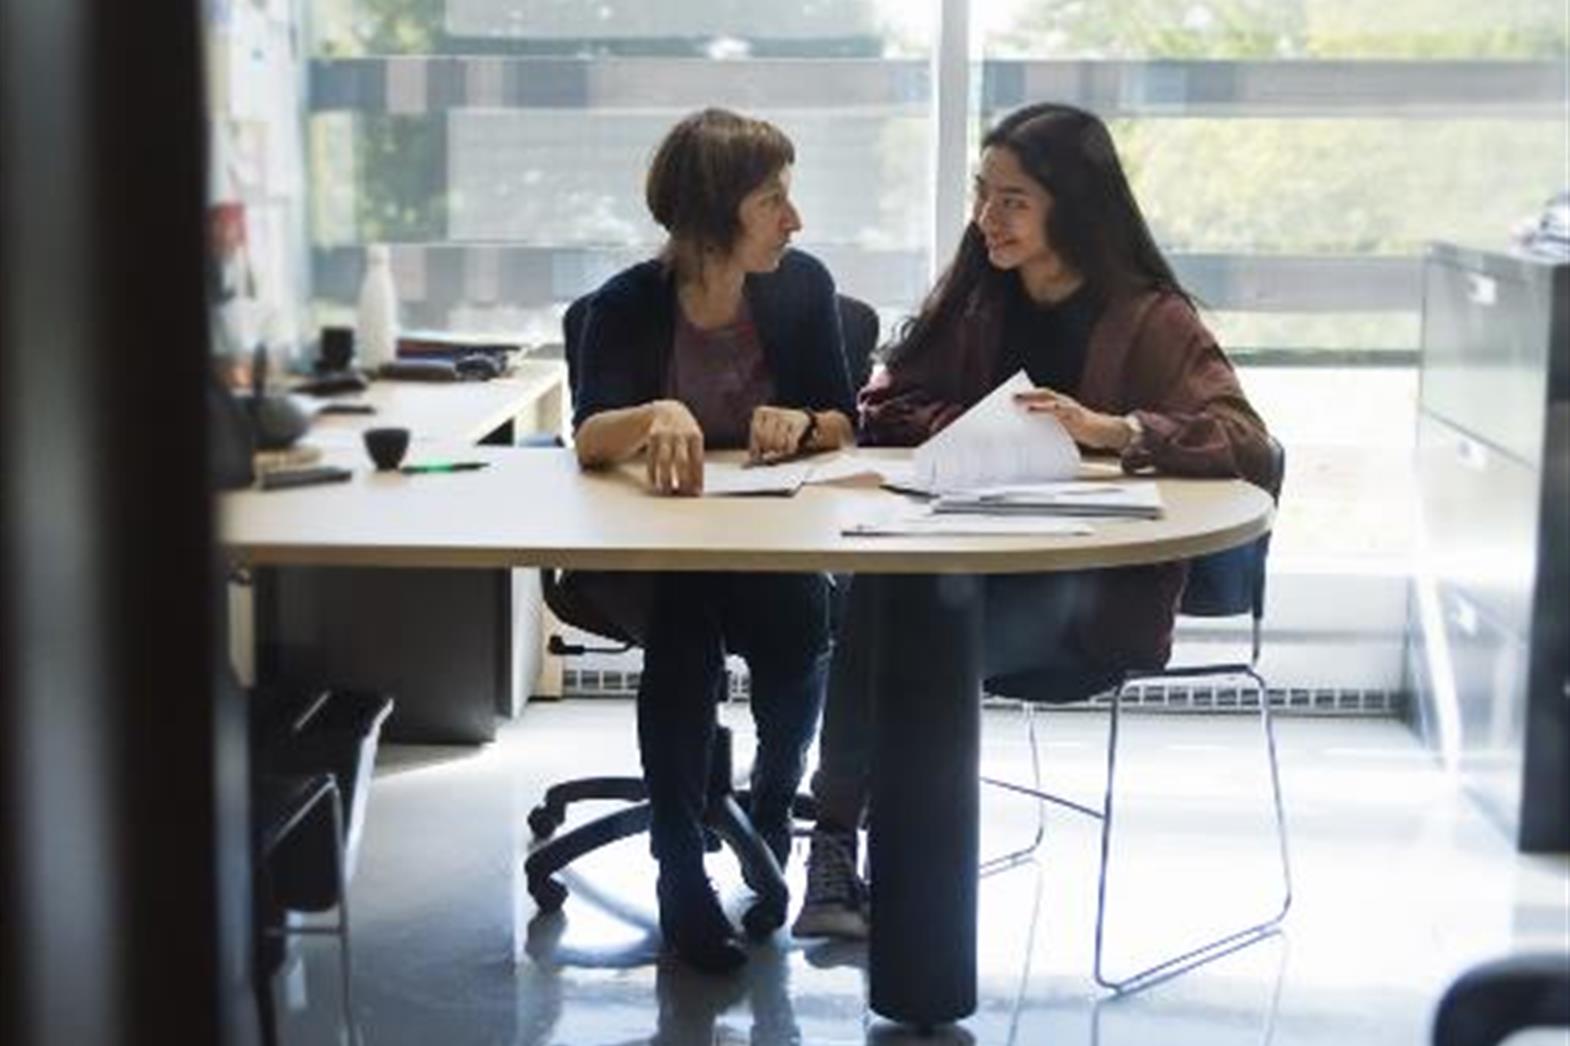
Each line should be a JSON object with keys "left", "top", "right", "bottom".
{"left": 524, "top": 291, "right": 877, "bottom": 935}
{"left": 980, "top": 437, "right": 1291, "bottom": 993}
{"left": 1433, "top": 954, "right": 1570, "bottom": 1046}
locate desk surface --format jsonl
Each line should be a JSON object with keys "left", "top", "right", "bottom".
{"left": 304, "top": 360, "right": 565, "bottom": 445}
{"left": 222, "top": 448, "right": 1273, "bottom": 575}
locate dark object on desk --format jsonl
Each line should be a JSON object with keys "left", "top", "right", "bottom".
{"left": 245, "top": 345, "right": 311, "bottom": 450}
{"left": 259, "top": 466, "right": 353, "bottom": 491}
{"left": 975, "top": 437, "right": 1289, "bottom": 993}
{"left": 247, "top": 393, "right": 311, "bottom": 450}
{"left": 454, "top": 352, "right": 501, "bottom": 381}
{"left": 397, "top": 333, "right": 519, "bottom": 365}
{"left": 1433, "top": 953, "right": 1570, "bottom": 1045}
{"left": 318, "top": 325, "right": 354, "bottom": 372}
{"left": 317, "top": 401, "right": 376, "bottom": 416}
{"left": 296, "top": 370, "right": 369, "bottom": 397}
{"left": 378, "top": 358, "right": 459, "bottom": 382}
{"left": 208, "top": 371, "right": 256, "bottom": 490}
{"left": 362, "top": 426, "right": 410, "bottom": 471}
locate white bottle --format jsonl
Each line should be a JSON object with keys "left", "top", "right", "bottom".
{"left": 357, "top": 244, "right": 399, "bottom": 373}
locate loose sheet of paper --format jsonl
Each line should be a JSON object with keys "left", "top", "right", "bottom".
{"left": 702, "top": 460, "right": 813, "bottom": 496}
{"left": 910, "top": 371, "right": 1080, "bottom": 493}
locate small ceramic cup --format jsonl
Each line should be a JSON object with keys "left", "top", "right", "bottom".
{"left": 362, "top": 426, "right": 411, "bottom": 471}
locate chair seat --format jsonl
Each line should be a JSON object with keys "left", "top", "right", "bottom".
{"left": 984, "top": 666, "right": 1126, "bottom": 706}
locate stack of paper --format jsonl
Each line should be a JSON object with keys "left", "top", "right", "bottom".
{"left": 843, "top": 503, "right": 1094, "bottom": 538}
{"left": 933, "top": 481, "right": 1163, "bottom": 519}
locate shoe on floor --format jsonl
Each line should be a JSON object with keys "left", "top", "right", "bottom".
{"left": 657, "top": 869, "right": 747, "bottom": 974}
{"left": 791, "top": 828, "right": 869, "bottom": 940}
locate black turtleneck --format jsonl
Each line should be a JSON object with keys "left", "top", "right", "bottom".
{"left": 995, "top": 278, "right": 1104, "bottom": 396}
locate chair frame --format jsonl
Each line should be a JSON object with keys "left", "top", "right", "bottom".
{"left": 254, "top": 772, "right": 359, "bottom": 1046}
{"left": 981, "top": 609, "right": 1294, "bottom": 993}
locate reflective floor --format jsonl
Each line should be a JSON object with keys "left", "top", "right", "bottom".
{"left": 271, "top": 702, "right": 1570, "bottom": 1046}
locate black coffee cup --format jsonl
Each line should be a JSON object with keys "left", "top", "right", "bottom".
{"left": 362, "top": 427, "right": 410, "bottom": 471}
{"left": 319, "top": 326, "right": 355, "bottom": 372}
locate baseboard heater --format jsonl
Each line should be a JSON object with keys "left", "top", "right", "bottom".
{"left": 559, "top": 668, "right": 1404, "bottom": 717}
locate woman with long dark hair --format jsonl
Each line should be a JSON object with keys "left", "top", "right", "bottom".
{"left": 791, "top": 103, "right": 1273, "bottom": 939}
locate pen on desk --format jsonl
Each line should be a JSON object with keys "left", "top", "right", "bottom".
{"left": 399, "top": 461, "right": 489, "bottom": 474}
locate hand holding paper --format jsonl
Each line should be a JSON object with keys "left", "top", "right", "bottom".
{"left": 911, "top": 371, "right": 1081, "bottom": 493}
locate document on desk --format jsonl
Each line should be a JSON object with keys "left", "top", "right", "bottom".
{"left": 909, "top": 370, "right": 1081, "bottom": 494}
{"left": 703, "top": 460, "right": 814, "bottom": 496}
{"left": 933, "top": 481, "right": 1163, "bottom": 519}
{"left": 843, "top": 502, "right": 1094, "bottom": 538}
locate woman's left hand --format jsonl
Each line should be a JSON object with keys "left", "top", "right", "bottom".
{"left": 1014, "top": 386, "right": 1132, "bottom": 451}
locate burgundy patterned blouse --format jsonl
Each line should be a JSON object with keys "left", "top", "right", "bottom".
{"left": 665, "top": 298, "right": 774, "bottom": 449}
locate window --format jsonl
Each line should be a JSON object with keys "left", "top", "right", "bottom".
{"left": 307, "top": 0, "right": 936, "bottom": 341}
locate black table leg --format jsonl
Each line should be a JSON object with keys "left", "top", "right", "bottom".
{"left": 868, "top": 573, "right": 982, "bottom": 1025}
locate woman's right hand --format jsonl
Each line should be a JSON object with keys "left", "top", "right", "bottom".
{"left": 645, "top": 399, "right": 704, "bottom": 495}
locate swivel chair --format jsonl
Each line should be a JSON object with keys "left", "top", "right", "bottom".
{"left": 981, "top": 437, "right": 1291, "bottom": 992}
{"left": 523, "top": 290, "right": 879, "bottom": 935}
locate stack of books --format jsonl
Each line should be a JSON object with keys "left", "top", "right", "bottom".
{"left": 931, "top": 481, "right": 1163, "bottom": 520}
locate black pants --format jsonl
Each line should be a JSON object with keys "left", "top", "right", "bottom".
{"left": 638, "top": 571, "right": 832, "bottom": 869}
{"left": 811, "top": 572, "right": 1096, "bottom": 829}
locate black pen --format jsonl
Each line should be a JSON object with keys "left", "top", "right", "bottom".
{"left": 399, "top": 461, "right": 489, "bottom": 474}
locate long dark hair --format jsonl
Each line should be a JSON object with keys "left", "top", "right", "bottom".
{"left": 891, "top": 103, "right": 1191, "bottom": 366}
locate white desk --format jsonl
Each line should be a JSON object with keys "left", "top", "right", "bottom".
{"left": 222, "top": 448, "right": 1271, "bottom": 1025}
{"left": 239, "top": 365, "right": 567, "bottom": 742}
{"left": 301, "top": 361, "right": 566, "bottom": 446}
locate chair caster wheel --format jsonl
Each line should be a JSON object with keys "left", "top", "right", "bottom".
{"left": 530, "top": 876, "right": 567, "bottom": 912}
{"left": 528, "top": 805, "right": 563, "bottom": 841}
{"left": 742, "top": 897, "right": 787, "bottom": 938}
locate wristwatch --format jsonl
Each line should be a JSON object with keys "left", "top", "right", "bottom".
{"left": 1122, "top": 411, "right": 1144, "bottom": 451}
{"left": 795, "top": 409, "right": 819, "bottom": 454}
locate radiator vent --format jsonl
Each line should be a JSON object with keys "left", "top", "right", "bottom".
{"left": 560, "top": 669, "right": 1402, "bottom": 717}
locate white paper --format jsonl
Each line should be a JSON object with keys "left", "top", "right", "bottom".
{"left": 910, "top": 371, "right": 1080, "bottom": 493}
{"left": 935, "top": 481, "right": 1163, "bottom": 518}
{"left": 801, "top": 452, "right": 889, "bottom": 485}
{"left": 843, "top": 503, "right": 1093, "bottom": 537}
{"left": 702, "top": 461, "right": 812, "bottom": 497}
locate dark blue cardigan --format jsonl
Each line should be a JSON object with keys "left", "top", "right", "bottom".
{"left": 570, "top": 249, "right": 856, "bottom": 431}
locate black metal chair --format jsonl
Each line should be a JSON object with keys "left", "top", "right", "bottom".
{"left": 250, "top": 686, "right": 391, "bottom": 1046}
{"left": 252, "top": 771, "right": 356, "bottom": 1046}
{"left": 981, "top": 437, "right": 1291, "bottom": 992}
{"left": 523, "top": 291, "right": 878, "bottom": 935}
{"left": 1433, "top": 954, "right": 1570, "bottom": 1046}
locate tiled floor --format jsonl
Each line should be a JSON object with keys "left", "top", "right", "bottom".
{"left": 272, "top": 701, "right": 1569, "bottom": 1045}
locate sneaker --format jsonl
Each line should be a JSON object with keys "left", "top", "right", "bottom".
{"left": 790, "top": 829, "right": 869, "bottom": 940}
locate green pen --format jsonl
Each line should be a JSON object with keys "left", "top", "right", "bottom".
{"left": 399, "top": 461, "right": 490, "bottom": 474}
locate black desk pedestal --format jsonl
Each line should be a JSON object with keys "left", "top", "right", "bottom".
{"left": 869, "top": 573, "right": 982, "bottom": 1025}
{"left": 256, "top": 566, "right": 514, "bottom": 744}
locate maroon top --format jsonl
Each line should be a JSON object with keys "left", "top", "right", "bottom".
{"left": 665, "top": 298, "right": 774, "bottom": 450}
{"left": 860, "top": 285, "right": 1273, "bottom": 669}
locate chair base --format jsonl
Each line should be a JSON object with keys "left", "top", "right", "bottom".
{"left": 523, "top": 728, "right": 817, "bottom": 938}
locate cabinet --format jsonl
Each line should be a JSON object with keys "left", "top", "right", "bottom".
{"left": 1406, "top": 242, "right": 1568, "bottom": 852}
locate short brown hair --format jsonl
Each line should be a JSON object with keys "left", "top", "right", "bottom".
{"left": 645, "top": 108, "right": 795, "bottom": 266}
